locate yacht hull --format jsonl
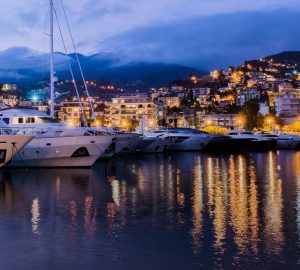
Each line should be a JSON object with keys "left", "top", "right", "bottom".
{"left": 0, "top": 135, "right": 33, "bottom": 167}
{"left": 277, "top": 140, "right": 300, "bottom": 149}
{"left": 112, "top": 134, "right": 143, "bottom": 155}
{"left": 203, "top": 136, "right": 252, "bottom": 152}
{"left": 136, "top": 137, "right": 173, "bottom": 153}
{"left": 7, "top": 135, "right": 114, "bottom": 167}
{"left": 169, "top": 136, "right": 212, "bottom": 151}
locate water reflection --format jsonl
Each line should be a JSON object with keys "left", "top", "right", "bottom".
{"left": 264, "top": 151, "right": 284, "bottom": 255}
{"left": 31, "top": 198, "right": 40, "bottom": 234}
{"left": 0, "top": 151, "right": 299, "bottom": 269}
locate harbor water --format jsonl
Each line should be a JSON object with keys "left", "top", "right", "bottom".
{"left": 0, "top": 151, "right": 300, "bottom": 269}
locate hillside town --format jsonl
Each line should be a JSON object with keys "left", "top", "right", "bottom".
{"left": 1, "top": 56, "right": 300, "bottom": 133}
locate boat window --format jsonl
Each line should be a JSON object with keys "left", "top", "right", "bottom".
{"left": 18, "top": 118, "right": 24, "bottom": 124}
{"left": 31, "top": 117, "right": 35, "bottom": 123}
{"left": 241, "top": 132, "right": 253, "bottom": 135}
{"left": 26, "top": 117, "right": 31, "bottom": 123}
{"left": 2, "top": 118, "right": 9, "bottom": 124}
{"left": 39, "top": 117, "right": 57, "bottom": 123}
{"left": 229, "top": 132, "right": 238, "bottom": 135}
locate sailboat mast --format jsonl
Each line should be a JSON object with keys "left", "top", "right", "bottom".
{"left": 50, "top": 0, "right": 55, "bottom": 118}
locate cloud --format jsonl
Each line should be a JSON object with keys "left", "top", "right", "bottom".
{"left": 0, "top": 1, "right": 300, "bottom": 69}
{"left": 100, "top": 9, "right": 300, "bottom": 69}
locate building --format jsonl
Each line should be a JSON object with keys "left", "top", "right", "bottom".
{"left": 0, "top": 94, "right": 19, "bottom": 107}
{"left": 1, "top": 84, "right": 17, "bottom": 91}
{"left": 104, "top": 95, "right": 156, "bottom": 126}
{"left": 259, "top": 102, "right": 269, "bottom": 116}
{"left": 192, "top": 88, "right": 211, "bottom": 98}
{"left": 236, "top": 88, "right": 261, "bottom": 107}
{"left": 57, "top": 101, "right": 91, "bottom": 125}
{"left": 268, "top": 88, "right": 300, "bottom": 107}
{"left": 275, "top": 93, "right": 300, "bottom": 116}
{"left": 156, "top": 96, "right": 181, "bottom": 108}
{"left": 198, "top": 113, "right": 238, "bottom": 129}
{"left": 19, "top": 99, "right": 49, "bottom": 113}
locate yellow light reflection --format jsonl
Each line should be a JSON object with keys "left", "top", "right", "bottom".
{"left": 264, "top": 151, "right": 284, "bottom": 255}
{"left": 31, "top": 198, "right": 40, "bottom": 235}
{"left": 190, "top": 157, "right": 203, "bottom": 253}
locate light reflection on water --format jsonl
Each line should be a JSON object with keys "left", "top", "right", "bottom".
{"left": 0, "top": 151, "right": 300, "bottom": 269}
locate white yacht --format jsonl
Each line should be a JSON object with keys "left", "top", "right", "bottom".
{"left": 0, "top": 130, "right": 33, "bottom": 167}
{"left": 0, "top": 109, "right": 114, "bottom": 167}
{"left": 143, "top": 128, "right": 212, "bottom": 151}
{"left": 258, "top": 134, "right": 300, "bottom": 149}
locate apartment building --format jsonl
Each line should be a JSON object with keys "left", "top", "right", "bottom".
{"left": 104, "top": 95, "right": 156, "bottom": 126}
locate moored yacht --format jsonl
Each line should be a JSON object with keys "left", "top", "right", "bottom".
{"left": 0, "top": 109, "right": 114, "bottom": 167}
{"left": 228, "top": 130, "right": 277, "bottom": 151}
{"left": 258, "top": 134, "right": 300, "bottom": 149}
{"left": 143, "top": 127, "right": 212, "bottom": 151}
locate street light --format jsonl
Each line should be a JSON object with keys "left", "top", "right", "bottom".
{"left": 236, "top": 117, "right": 244, "bottom": 129}
{"left": 266, "top": 117, "right": 273, "bottom": 131}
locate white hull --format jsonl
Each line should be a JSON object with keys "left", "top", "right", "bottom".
{"left": 7, "top": 135, "right": 114, "bottom": 167}
{"left": 0, "top": 135, "right": 33, "bottom": 167}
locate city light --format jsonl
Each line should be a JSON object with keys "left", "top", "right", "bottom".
{"left": 32, "top": 95, "right": 38, "bottom": 102}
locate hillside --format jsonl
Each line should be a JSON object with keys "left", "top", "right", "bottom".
{"left": 0, "top": 47, "right": 205, "bottom": 87}
{"left": 264, "top": 51, "right": 300, "bottom": 64}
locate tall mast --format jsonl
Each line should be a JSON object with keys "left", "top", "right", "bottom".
{"left": 49, "top": 0, "right": 55, "bottom": 118}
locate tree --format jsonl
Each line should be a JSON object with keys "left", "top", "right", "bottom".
{"left": 238, "top": 100, "right": 260, "bottom": 130}
{"left": 257, "top": 114, "right": 283, "bottom": 131}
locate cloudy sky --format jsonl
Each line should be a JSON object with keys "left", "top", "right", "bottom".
{"left": 1, "top": 0, "right": 300, "bottom": 70}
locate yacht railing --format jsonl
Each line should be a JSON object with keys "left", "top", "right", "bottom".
{"left": 0, "top": 126, "right": 115, "bottom": 137}
{"left": 0, "top": 127, "right": 37, "bottom": 136}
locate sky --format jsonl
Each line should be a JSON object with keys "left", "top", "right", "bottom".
{"left": 1, "top": 0, "right": 300, "bottom": 70}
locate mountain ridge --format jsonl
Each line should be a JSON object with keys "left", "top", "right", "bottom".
{"left": 0, "top": 47, "right": 205, "bottom": 87}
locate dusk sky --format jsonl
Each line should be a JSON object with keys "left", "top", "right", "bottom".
{"left": 1, "top": 0, "right": 300, "bottom": 70}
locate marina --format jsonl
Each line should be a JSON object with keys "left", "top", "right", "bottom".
{"left": 0, "top": 151, "right": 300, "bottom": 269}
{"left": 0, "top": 0, "right": 300, "bottom": 269}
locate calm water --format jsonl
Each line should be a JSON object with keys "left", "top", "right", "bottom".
{"left": 1, "top": 151, "right": 300, "bottom": 269}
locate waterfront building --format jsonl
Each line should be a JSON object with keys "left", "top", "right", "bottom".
{"left": 198, "top": 113, "right": 237, "bottom": 129}
{"left": 57, "top": 101, "right": 91, "bottom": 125}
{"left": 104, "top": 95, "right": 156, "bottom": 126}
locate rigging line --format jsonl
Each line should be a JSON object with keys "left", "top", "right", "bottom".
{"left": 52, "top": 4, "right": 87, "bottom": 125}
{"left": 59, "top": 0, "right": 95, "bottom": 120}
